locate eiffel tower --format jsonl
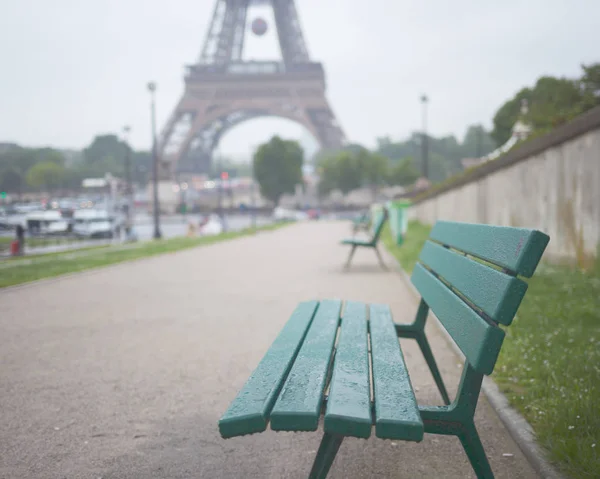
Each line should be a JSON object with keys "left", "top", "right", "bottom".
{"left": 158, "top": 0, "right": 347, "bottom": 179}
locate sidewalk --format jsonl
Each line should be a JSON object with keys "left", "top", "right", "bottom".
{"left": 0, "top": 221, "right": 538, "bottom": 478}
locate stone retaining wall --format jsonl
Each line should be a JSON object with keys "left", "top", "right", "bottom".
{"left": 410, "top": 106, "right": 600, "bottom": 265}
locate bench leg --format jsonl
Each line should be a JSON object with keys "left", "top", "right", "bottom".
{"left": 345, "top": 245, "right": 357, "bottom": 268}
{"left": 308, "top": 433, "right": 344, "bottom": 479}
{"left": 374, "top": 246, "right": 387, "bottom": 269}
{"left": 458, "top": 422, "right": 494, "bottom": 479}
{"left": 415, "top": 332, "right": 451, "bottom": 405}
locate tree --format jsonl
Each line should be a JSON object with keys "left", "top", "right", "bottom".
{"left": 491, "top": 64, "right": 600, "bottom": 145}
{"left": 0, "top": 168, "right": 24, "bottom": 195}
{"left": 317, "top": 149, "right": 395, "bottom": 196}
{"left": 491, "top": 87, "right": 532, "bottom": 146}
{"left": 0, "top": 147, "right": 41, "bottom": 179}
{"left": 579, "top": 63, "right": 600, "bottom": 109}
{"left": 374, "top": 129, "right": 484, "bottom": 182}
{"left": 356, "top": 149, "right": 390, "bottom": 197}
{"left": 25, "top": 161, "right": 66, "bottom": 192}
{"left": 253, "top": 136, "right": 304, "bottom": 205}
{"left": 34, "top": 148, "right": 66, "bottom": 166}
{"left": 527, "top": 76, "right": 583, "bottom": 130}
{"left": 334, "top": 151, "right": 362, "bottom": 194}
{"left": 387, "top": 157, "right": 420, "bottom": 186}
{"left": 461, "top": 125, "right": 496, "bottom": 158}
{"left": 316, "top": 150, "right": 363, "bottom": 196}
{"left": 83, "top": 134, "right": 126, "bottom": 164}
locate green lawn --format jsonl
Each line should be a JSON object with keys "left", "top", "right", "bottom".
{"left": 0, "top": 222, "right": 290, "bottom": 288}
{"left": 383, "top": 220, "right": 599, "bottom": 479}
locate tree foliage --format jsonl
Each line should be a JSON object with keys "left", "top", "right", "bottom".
{"left": 253, "top": 136, "right": 304, "bottom": 205}
{"left": 580, "top": 63, "right": 600, "bottom": 105}
{"left": 83, "top": 134, "right": 126, "bottom": 165}
{"left": 388, "top": 157, "right": 420, "bottom": 186}
{"left": 25, "top": 161, "right": 67, "bottom": 191}
{"left": 0, "top": 135, "right": 153, "bottom": 194}
{"left": 375, "top": 126, "right": 496, "bottom": 183}
{"left": 491, "top": 63, "right": 600, "bottom": 145}
{"left": 317, "top": 147, "right": 420, "bottom": 197}
{"left": 0, "top": 168, "right": 24, "bottom": 194}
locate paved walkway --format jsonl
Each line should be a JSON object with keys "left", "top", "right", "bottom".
{"left": 0, "top": 221, "right": 538, "bottom": 478}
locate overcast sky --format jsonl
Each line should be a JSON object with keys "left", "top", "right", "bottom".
{"left": 1, "top": 0, "right": 598, "bottom": 160}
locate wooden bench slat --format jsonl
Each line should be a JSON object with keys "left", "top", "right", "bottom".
{"left": 270, "top": 299, "right": 342, "bottom": 431}
{"left": 419, "top": 241, "right": 528, "bottom": 325}
{"left": 324, "top": 301, "right": 372, "bottom": 438}
{"left": 370, "top": 304, "right": 424, "bottom": 441}
{"left": 429, "top": 221, "right": 550, "bottom": 277}
{"left": 411, "top": 264, "right": 505, "bottom": 375}
{"left": 370, "top": 208, "right": 388, "bottom": 242}
{"left": 218, "top": 300, "right": 319, "bottom": 438}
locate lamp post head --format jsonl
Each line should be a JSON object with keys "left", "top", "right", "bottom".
{"left": 147, "top": 81, "right": 156, "bottom": 93}
{"left": 420, "top": 94, "right": 428, "bottom": 104}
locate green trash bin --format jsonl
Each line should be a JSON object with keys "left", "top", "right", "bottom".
{"left": 387, "top": 199, "right": 411, "bottom": 245}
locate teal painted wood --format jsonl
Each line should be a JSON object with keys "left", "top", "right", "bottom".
{"left": 370, "top": 210, "right": 384, "bottom": 236}
{"left": 370, "top": 304, "right": 424, "bottom": 441}
{"left": 341, "top": 238, "right": 374, "bottom": 247}
{"left": 429, "top": 221, "right": 550, "bottom": 277}
{"left": 309, "top": 433, "right": 345, "bottom": 479}
{"left": 270, "top": 300, "right": 342, "bottom": 431}
{"left": 419, "top": 240, "right": 528, "bottom": 325}
{"left": 411, "top": 264, "right": 505, "bottom": 375}
{"left": 396, "top": 300, "right": 452, "bottom": 405}
{"left": 324, "top": 301, "right": 372, "bottom": 438}
{"left": 419, "top": 364, "right": 494, "bottom": 478}
{"left": 341, "top": 208, "right": 388, "bottom": 249}
{"left": 352, "top": 212, "right": 370, "bottom": 226}
{"left": 218, "top": 301, "right": 319, "bottom": 438}
{"left": 371, "top": 208, "right": 388, "bottom": 243}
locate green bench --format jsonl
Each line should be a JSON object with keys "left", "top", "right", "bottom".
{"left": 341, "top": 207, "right": 388, "bottom": 268}
{"left": 218, "top": 221, "right": 550, "bottom": 478}
{"left": 351, "top": 210, "right": 371, "bottom": 234}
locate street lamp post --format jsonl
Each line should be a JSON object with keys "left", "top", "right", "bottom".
{"left": 216, "top": 153, "right": 223, "bottom": 219}
{"left": 147, "top": 81, "right": 162, "bottom": 239}
{"left": 181, "top": 181, "right": 188, "bottom": 218}
{"left": 251, "top": 152, "right": 257, "bottom": 230}
{"left": 122, "top": 125, "right": 135, "bottom": 240}
{"left": 420, "top": 94, "right": 429, "bottom": 179}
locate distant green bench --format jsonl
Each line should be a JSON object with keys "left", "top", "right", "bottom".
{"left": 341, "top": 207, "right": 388, "bottom": 268}
{"left": 351, "top": 210, "right": 371, "bottom": 234}
{"left": 218, "top": 221, "right": 550, "bottom": 478}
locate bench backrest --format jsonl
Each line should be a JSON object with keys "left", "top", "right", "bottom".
{"left": 411, "top": 221, "right": 549, "bottom": 375}
{"left": 370, "top": 208, "right": 388, "bottom": 243}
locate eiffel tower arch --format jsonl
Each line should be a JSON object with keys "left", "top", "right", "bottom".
{"left": 158, "top": 0, "right": 347, "bottom": 180}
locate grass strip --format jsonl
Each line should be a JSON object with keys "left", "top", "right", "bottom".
{"left": 1, "top": 222, "right": 290, "bottom": 289}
